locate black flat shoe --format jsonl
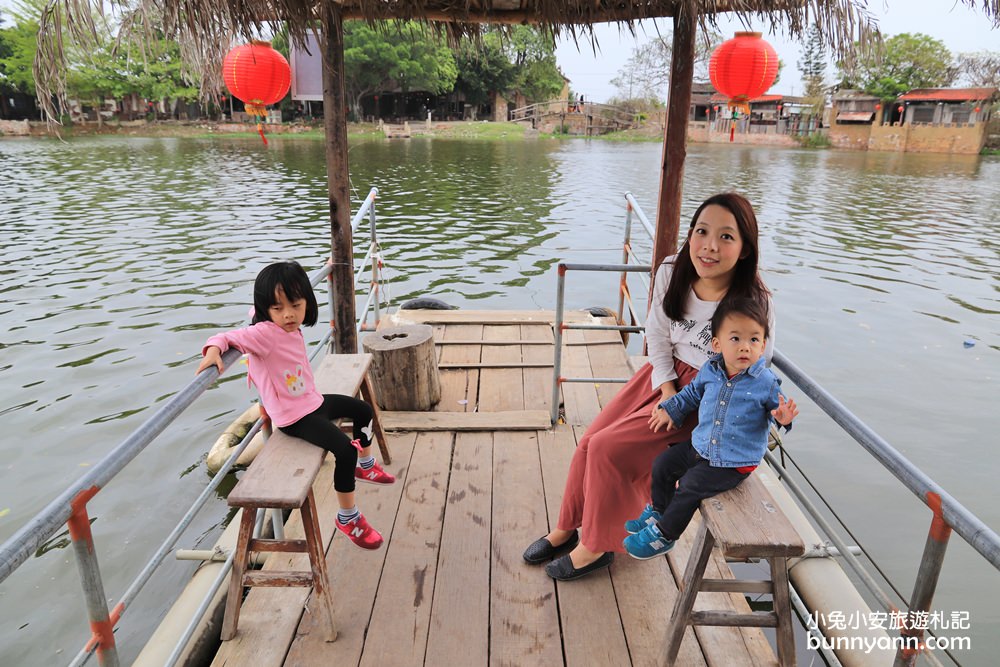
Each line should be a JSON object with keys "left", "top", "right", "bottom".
{"left": 522, "top": 530, "right": 580, "bottom": 565}
{"left": 545, "top": 551, "right": 614, "bottom": 581}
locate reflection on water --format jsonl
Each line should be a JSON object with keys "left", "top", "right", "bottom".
{"left": 1, "top": 136, "right": 998, "bottom": 663}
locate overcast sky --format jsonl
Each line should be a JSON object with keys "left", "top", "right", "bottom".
{"left": 556, "top": 2, "right": 1000, "bottom": 102}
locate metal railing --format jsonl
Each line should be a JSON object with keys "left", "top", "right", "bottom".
{"left": 548, "top": 192, "right": 656, "bottom": 425}
{"left": 351, "top": 187, "right": 385, "bottom": 333}
{"left": 550, "top": 262, "right": 648, "bottom": 425}
{"left": 551, "top": 192, "right": 1000, "bottom": 667}
{"left": 0, "top": 187, "right": 386, "bottom": 667}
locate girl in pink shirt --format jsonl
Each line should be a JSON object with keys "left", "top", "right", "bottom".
{"left": 198, "top": 261, "right": 392, "bottom": 550}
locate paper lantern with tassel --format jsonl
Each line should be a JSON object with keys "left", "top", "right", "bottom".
{"left": 223, "top": 40, "right": 291, "bottom": 145}
{"left": 709, "top": 32, "right": 779, "bottom": 118}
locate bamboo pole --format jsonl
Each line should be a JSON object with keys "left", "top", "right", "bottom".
{"left": 322, "top": 4, "right": 358, "bottom": 353}
{"left": 651, "top": 7, "right": 697, "bottom": 273}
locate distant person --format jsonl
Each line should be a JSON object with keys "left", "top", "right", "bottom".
{"left": 522, "top": 192, "right": 775, "bottom": 581}
{"left": 623, "top": 297, "right": 798, "bottom": 559}
{"left": 197, "top": 261, "right": 394, "bottom": 550}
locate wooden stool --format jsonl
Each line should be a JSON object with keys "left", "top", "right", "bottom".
{"left": 221, "top": 353, "right": 390, "bottom": 641}
{"left": 663, "top": 473, "right": 805, "bottom": 666}
{"left": 221, "top": 431, "right": 337, "bottom": 641}
{"left": 318, "top": 353, "right": 391, "bottom": 464}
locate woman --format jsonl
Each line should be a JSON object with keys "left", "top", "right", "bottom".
{"left": 523, "top": 192, "right": 774, "bottom": 580}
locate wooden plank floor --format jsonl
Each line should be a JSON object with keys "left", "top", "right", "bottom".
{"left": 212, "top": 311, "right": 779, "bottom": 667}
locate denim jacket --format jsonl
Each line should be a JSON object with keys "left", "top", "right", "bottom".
{"left": 660, "top": 354, "right": 789, "bottom": 468}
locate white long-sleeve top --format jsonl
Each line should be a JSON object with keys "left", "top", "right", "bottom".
{"left": 645, "top": 255, "right": 774, "bottom": 390}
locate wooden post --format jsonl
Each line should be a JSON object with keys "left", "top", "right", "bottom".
{"left": 321, "top": 4, "right": 357, "bottom": 353}
{"left": 362, "top": 325, "right": 441, "bottom": 411}
{"left": 651, "top": 8, "right": 698, "bottom": 275}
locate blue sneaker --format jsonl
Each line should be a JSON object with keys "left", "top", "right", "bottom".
{"left": 624, "top": 504, "right": 662, "bottom": 534}
{"left": 623, "top": 523, "right": 675, "bottom": 560}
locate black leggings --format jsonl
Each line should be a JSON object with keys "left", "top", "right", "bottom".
{"left": 278, "top": 394, "right": 374, "bottom": 493}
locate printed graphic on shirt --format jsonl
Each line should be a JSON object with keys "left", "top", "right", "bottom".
{"left": 283, "top": 365, "right": 307, "bottom": 396}
{"left": 673, "top": 319, "right": 713, "bottom": 357}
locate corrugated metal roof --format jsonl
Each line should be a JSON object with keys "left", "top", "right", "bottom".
{"left": 898, "top": 88, "right": 998, "bottom": 102}
{"left": 837, "top": 111, "right": 875, "bottom": 122}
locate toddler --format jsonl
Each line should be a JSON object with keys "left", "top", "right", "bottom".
{"left": 624, "top": 297, "right": 798, "bottom": 559}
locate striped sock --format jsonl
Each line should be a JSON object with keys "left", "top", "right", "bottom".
{"left": 358, "top": 455, "right": 375, "bottom": 470}
{"left": 337, "top": 506, "right": 360, "bottom": 525}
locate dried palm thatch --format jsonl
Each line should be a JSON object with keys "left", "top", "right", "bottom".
{"left": 32, "top": 0, "right": 999, "bottom": 123}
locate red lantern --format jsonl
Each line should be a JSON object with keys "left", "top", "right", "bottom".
{"left": 875, "top": 103, "right": 881, "bottom": 110}
{"left": 898, "top": 105, "right": 904, "bottom": 113}
{"left": 223, "top": 40, "right": 291, "bottom": 144}
{"left": 709, "top": 32, "right": 779, "bottom": 117}
{"left": 974, "top": 106, "right": 981, "bottom": 113}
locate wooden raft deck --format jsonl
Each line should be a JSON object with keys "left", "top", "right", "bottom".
{"left": 211, "top": 310, "right": 781, "bottom": 667}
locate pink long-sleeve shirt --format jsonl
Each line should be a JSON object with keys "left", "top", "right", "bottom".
{"left": 204, "top": 321, "right": 323, "bottom": 428}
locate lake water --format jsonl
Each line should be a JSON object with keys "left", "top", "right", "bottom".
{"left": 1, "top": 135, "right": 998, "bottom": 664}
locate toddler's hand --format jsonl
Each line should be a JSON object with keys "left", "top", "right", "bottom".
{"left": 772, "top": 395, "right": 799, "bottom": 426}
{"left": 197, "top": 346, "right": 224, "bottom": 375}
{"left": 648, "top": 406, "right": 675, "bottom": 433}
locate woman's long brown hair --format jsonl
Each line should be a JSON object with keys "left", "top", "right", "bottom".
{"left": 662, "top": 192, "right": 770, "bottom": 322}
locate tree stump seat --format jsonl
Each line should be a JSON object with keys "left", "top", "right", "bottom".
{"left": 362, "top": 324, "right": 441, "bottom": 411}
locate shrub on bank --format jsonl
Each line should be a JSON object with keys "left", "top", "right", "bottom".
{"left": 797, "top": 132, "right": 832, "bottom": 149}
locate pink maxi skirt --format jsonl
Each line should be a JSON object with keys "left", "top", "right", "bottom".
{"left": 556, "top": 359, "right": 699, "bottom": 553}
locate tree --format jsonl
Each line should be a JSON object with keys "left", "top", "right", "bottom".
{"left": 504, "top": 26, "right": 563, "bottom": 102}
{"left": 798, "top": 24, "right": 827, "bottom": 114}
{"left": 836, "top": 32, "right": 956, "bottom": 101}
{"left": 0, "top": 14, "right": 39, "bottom": 95}
{"left": 452, "top": 26, "right": 562, "bottom": 116}
{"left": 343, "top": 21, "right": 457, "bottom": 120}
{"left": 453, "top": 31, "right": 516, "bottom": 108}
{"left": 610, "top": 28, "right": 722, "bottom": 102}
{"left": 62, "top": 30, "right": 199, "bottom": 122}
{"left": 956, "top": 50, "right": 1000, "bottom": 89}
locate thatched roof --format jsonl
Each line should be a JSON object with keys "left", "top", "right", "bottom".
{"left": 33, "top": 0, "right": 1000, "bottom": 121}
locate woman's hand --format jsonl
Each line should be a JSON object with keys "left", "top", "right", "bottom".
{"left": 197, "top": 346, "right": 224, "bottom": 375}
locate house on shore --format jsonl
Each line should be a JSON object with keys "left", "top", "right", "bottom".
{"left": 685, "top": 90, "right": 820, "bottom": 145}
{"left": 828, "top": 87, "right": 998, "bottom": 154}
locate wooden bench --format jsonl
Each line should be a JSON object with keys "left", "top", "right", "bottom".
{"left": 663, "top": 471, "right": 805, "bottom": 666}
{"left": 221, "top": 353, "right": 389, "bottom": 641}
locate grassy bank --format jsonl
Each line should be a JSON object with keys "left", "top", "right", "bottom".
{"left": 11, "top": 118, "right": 658, "bottom": 142}
{"left": 12, "top": 119, "right": 533, "bottom": 141}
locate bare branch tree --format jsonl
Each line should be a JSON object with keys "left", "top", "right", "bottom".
{"left": 956, "top": 50, "right": 1000, "bottom": 88}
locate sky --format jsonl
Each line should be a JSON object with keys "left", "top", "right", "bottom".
{"left": 555, "top": 1, "right": 1000, "bottom": 102}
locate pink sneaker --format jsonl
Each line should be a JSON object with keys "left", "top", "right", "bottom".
{"left": 335, "top": 513, "right": 383, "bottom": 550}
{"left": 355, "top": 460, "right": 396, "bottom": 485}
